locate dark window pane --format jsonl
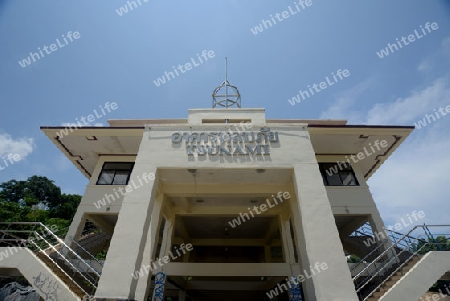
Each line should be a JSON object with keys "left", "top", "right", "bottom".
{"left": 97, "top": 170, "right": 115, "bottom": 185}
{"left": 319, "top": 162, "right": 359, "bottom": 186}
{"left": 340, "top": 171, "right": 357, "bottom": 186}
{"left": 112, "top": 170, "right": 130, "bottom": 185}
{"left": 325, "top": 172, "right": 342, "bottom": 186}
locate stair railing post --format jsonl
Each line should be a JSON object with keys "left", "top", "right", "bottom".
{"left": 1, "top": 223, "right": 11, "bottom": 240}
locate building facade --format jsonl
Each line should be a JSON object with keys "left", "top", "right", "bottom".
{"left": 39, "top": 107, "right": 414, "bottom": 300}
{"left": 3, "top": 105, "right": 449, "bottom": 300}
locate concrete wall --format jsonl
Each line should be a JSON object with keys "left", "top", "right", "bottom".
{"left": 0, "top": 248, "right": 80, "bottom": 301}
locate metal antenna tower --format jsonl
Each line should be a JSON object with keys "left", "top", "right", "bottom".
{"left": 212, "top": 57, "right": 241, "bottom": 108}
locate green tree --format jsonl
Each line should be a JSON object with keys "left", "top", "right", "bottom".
{"left": 23, "top": 175, "right": 61, "bottom": 207}
{"left": 414, "top": 236, "right": 450, "bottom": 254}
{"left": 0, "top": 176, "right": 80, "bottom": 224}
{"left": 51, "top": 193, "right": 81, "bottom": 220}
{"left": 0, "top": 180, "right": 26, "bottom": 204}
{"left": 0, "top": 200, "right": 30, "bottom": 222}
{"left": 347, "top": 254, "right": 361, "bottom": 263}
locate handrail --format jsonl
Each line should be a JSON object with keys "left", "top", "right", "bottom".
{"left": 362, "top": 241, "right": 449, "bottom": 301}
{"left": 26, "top": 233, "right": 92, "bottom": 297}
{"left": 353, "top": 225, "right": 450, "bottom": 282}
{"left": 33, "top": 231, "right": 97, "bottom": 290}
{"left": 349, "top": 237, "right": 388, "bottom": 273}
{"left": 0, "top": 222, "right": 100, "bottom": 278}
{"left": 67, "top": 235, "right": 104, "bottom": 271}
{"left": 352, "top": 225, "right": 419, "bottom": 281}
{"left": 355, "top": 234, "right": 426, "bottom": 293}
{"left": 351, "top": 224, "right": 450, "bottom": 300}
{"left": 0, "top": 222, "right": 101, "bottom": 296}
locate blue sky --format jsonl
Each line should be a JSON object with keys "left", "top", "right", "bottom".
{"left": 0, "top": 0, "right": 449, "bottom": 228}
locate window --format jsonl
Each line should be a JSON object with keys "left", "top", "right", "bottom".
{"left": 96, "top": 162, "right": 134, "bottom": 185}
{"left": 319, "top": 162, "right": 359, "bottom": 186}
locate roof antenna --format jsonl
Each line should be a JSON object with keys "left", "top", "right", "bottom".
{"left": 212, "top": 57, "right": 241, "bottom": 109}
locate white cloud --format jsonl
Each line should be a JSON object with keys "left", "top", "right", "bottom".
{"left": 320, "top": 75, "right": 450, "bottom": 227}
{"left": 319, "top": 77, "right": 376, "bottom": 121}
{"left": 441, "top": 36, "right": 450, "bottom": 56}
{"left": 369, "top": 128, "right": 450, "bottom": 225}
{"left": 365, "top": 77, "right": 450, "bottom": 125}
{"left": 364, "top": 78, "right": 450, "bottom": 226}
{"left": 55, "top": 154, "right": 72, "bottom": 172}
{"left": 0, "top": 132, "right": 34, "bottom": 159}
{"left": 417, "top": 36, "right": 450, "bottom": 72}
{"left": 417, "top": 60, "right": 431, "bottom": 72}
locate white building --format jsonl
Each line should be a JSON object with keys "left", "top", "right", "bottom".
{"left": 1, "top": 92, "right": 449, "bottom": 300}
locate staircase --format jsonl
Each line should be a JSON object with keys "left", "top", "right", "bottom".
{"left": 71, "top": 231, "right": 110, "bottom": 259}
{"left": 351, "top": 224, "right": 450, "bottom": 300}
{"left": 345, "top": 235, "right": 381, "bottom": 262}
{"left": 0, "top": 222, "right": 102, "bottom": 300}
{"left": 366, "top": 255, "right": 422, "bottom": 300}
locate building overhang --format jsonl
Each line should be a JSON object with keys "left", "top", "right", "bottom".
{"left": 40, "top": 118, "right": 414, "bottom": 180}
{"left": 309, "top": 125, "right": 414, "bottom": 179}
{"left": 40, "top": 126, "right": 145, "bottom": 178}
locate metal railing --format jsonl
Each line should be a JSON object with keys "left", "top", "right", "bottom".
{"left": 0, "top": 222, "right": 102, "bottom": 297}
{"left": 351, "top": 224, "right": 450, "bottom": 300}
{"left": 66, "top": 234, "right": 106, "bottom": 274}
{"left": 349, "top": 222, "right": 426, "bottom": 274}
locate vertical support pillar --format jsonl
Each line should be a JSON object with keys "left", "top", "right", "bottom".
{"left": 290, "top": 164, "right": 358, "bottom": 301}
{"left": 289, "top": 194, "right": 314, "bottom": 301}
{"left": 281, "top": 217, "right": 296, "bottom": 266}
{"left": 149, "top": 216, "right": 174, "bottom": 301}
{"left": 158, "top": 216, "right": 174, "bottom": 259}
{"left": 64, "top": 211, "right": 87, "bottom": 246}
{"left": 95, "top": 164, "right": 159, "bottom": 300}
{"left": 368, "top": 212, "right": 395, "bottom": 261}
{"left": 135, "top": 195, "right": 165, "bottom": 301}
{"left": 178, "top": 290, "right": 186, "bottom": 301}
{"left": 281, "top": 216, "right": 303, "bottom": 300}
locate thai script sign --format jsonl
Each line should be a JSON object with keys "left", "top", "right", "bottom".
{"left": 171, "top": 127, "right": 279, "bottom": 156}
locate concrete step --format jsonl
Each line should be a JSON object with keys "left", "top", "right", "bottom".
{"left": 361, "top": 256, "right": 423, "bottom": 300}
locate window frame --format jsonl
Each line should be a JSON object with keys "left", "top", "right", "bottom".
{"left": 319, "top": 162, "right": 360, "bottom": 187}
{"left": 96, "top": 162, "right": 135, "bottom": 185}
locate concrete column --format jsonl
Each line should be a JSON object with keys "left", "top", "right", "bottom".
{"left": 95, "top": 164, "right": 159, "bottom": 300}
{"left": 281, "top": 218, "right": 296, "bottom": 266}
{"left": 135, "top": 195, "right": 165, "bottom": 301}
{"left": 281, "top": 217, "right": 304, "bottom": 300}
{"left": 289, "top": 195, "right": 314, "bottom": 300}
{"left": 290, "top": 164, "right": 358, "bottom": 301}
{"left": 64, "top": 211, "right": 87, "bottom": 245}
{"left": 368, "top": 213, "right": 396, "bottom": 261}
{"left": 147, "top": 216, "right": 174, "bottom": 301}
{"left": 158, "top": 216, "right": 174, "bottom": 260}
{"left": 178, "top": 289, "right": 186, "bottom": 301}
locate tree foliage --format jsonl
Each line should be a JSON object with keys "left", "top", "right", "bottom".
{"left": 414, "top": 236, "right": 450, "bottom": 254}
{"left": 0, "top": 176, "right": 81, "bottom": 229}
